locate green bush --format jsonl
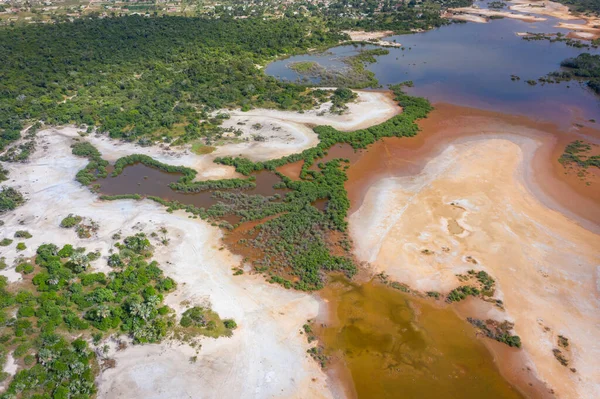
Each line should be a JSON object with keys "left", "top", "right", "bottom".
{"left": 0, "top": 186, "right": 24, "bottom": 213}
{"left": 0, "top": 238, "right": 13, "bottom": 247}
{"left": 14, "top": 230, "right": 32, "bottom": 239}
{"left": 60, "top": 214, "right": 82, "bottom": 228}
{"left": 16, "top": 242, "right": 26, "bottom": 251}
{"left": 223, "top": 319, "right": 237, "bottom": 329}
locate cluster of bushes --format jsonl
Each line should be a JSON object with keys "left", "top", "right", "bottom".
{"left": 446, "top": 285, "right": 481, "bottom": 302}
{"left": 178, "top": 306, "right": 237, "bottom": 338}
{"left": 0, "top": 232, "right": 228, "bottom": 396}
{"left": 0, "top": 186, "right": 24, "bottom": 213}
{"left": 467, "top": 318, "right": 522, "bottom": 348}
{"left": 559, "top": 140, "right": 600, "bottom": 169}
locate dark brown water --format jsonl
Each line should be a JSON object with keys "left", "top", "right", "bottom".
{"left": 317, "top": 278, "right": 527, "bottom": 399}
{"left": 98, "top": 163, "right": 287, "bottom": 209}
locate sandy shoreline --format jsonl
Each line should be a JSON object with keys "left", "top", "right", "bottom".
{"left": 346, "top": 104, "right": 600, "bottom": 231}
{"left": 347, "top": 120, "right": 600, "bottom": 399}
{"left": 446, "top": 1, "right": 600, "bottom": 39}
{"left": 446, "top": 6, "right": 547, "bottom": 23}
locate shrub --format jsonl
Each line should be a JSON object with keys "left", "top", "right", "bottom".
{"left": 0, "top": 238, "right": 13, "bottom": 246}
{"left": 60, "top": 214, "right": 82, "bottom": 228}
{"left": 57, "top": 244, "right": 74, "bottom": 258}
{"left": 0, "top": 186, "right": 25, "bottom": 213}
{"left": 14, "top": 230, "right": 32, "bottom": 239}
{"left": 16, "top": 242, "right": 26, "bottom": 251}
{"left": 223, "top": 319, "right": 237, "bottom": 329}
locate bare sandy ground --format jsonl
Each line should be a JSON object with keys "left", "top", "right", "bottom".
{"left": 447, "top": 7, "right": 547, "bottom": 23}
{"left": 448, "top": 0, "right": 600, "bottom": 38}
{"left": 443, "top": 12, "right": 489, "bottom": 23}
{"left": 225, "top": 91, "right": 400, "bottom": 133}
{"left": 509, "top": 0, "right": 579, "bottom": 20}
{"left": 510, "top": 0, "right": 600, "bottom": 39}
{"left": 342, "top": 30, "right": 395, "bottom": 41}
{"left": 0, "top": 130, "right": 333, "bottom": 398}
{"left": 349, "top": 137, "right": 600, "bottom": 399}
{"left": 341, "top": 30, "right": 402, "bottom": 47}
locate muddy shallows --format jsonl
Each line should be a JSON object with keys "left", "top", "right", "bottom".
{"left": 315, "top": 277, "right": 524, "bottom": 399}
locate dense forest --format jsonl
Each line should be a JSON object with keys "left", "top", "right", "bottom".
{"left": 0, "top": 16, "right": 344, "bottom": 151}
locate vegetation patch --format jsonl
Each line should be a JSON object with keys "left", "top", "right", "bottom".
{"left": 59, "top": 214, "right": 99, "bottom": 238}
{"left": 0, "top": 164, "right": 8, "bottom": 183}
{"left": 448, "top": 269, "right": 497, "bottom": 303}
{"left": 0, "top": 16, "right": 345, "bottom": 149}
{"left": 191, "top": 143, "right": 216, "bottom": 155}
{"left": 14, "top": 230, "right": 32, "bottom": 239}
{"left": 60, "top": 214, "right": 83, "bottom": 228}
{"left": 559, "top": 140, "right": 599, "bottom": 183}
{"left": 71, "top": 85, "right": 431, "bottom": 291}
{"left": 0, "top": 186, "right": 25, "bottom": 213}
{"left": 177, "top": 306, "right": 236, "bottom": 339}
{"left": 290, "top": 48, "right": 390, "bottom": 89}
{"left": 71, "top": 142, "right": 109, "bottom": 186}
{"left": 545, "top": 53, "right": 600, "bottom": 95}
{"left": 0, "top": 233, "right": 233, "bottom": 397}
{"left": 467, "top": 318, "right": 522, "bottom": 348}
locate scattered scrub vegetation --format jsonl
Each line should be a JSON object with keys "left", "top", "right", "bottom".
{"left": 467, "top": 318, "right": 522, "bottom": 348}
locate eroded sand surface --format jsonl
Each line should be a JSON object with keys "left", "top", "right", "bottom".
{"left": 0, "top": 130, "right": 333, "bottom": 398}
{"left": 350, "top": 138, "right": 600, "bottom": 399}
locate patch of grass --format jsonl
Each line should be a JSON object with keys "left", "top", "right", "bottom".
{"left": 60, "top": 214, "right": 83, "bottom": 228}
{"left": 289, "top": 61, "right": 318, "bottom": 73}
{"left": 191, "top": 143, "right": 216, "bottom": 155}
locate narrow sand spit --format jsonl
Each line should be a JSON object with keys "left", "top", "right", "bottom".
{"left": 44, "top": 90, "right": 399, "bottom": 181}
{"left": 342, "top": 30, "right": 395, "bottom": 41}
{"left": 443, "top": 12, "right": 489, "bottom": 23}
{"left": 0, "top": 131, "right": 333, "bottom": 399}
{"left": 225, "top": 91, "right": 400, "bottom": 133}
{"left": 349, "top": 137, "right": 600, "bottom": 399}
{"left": 448, "top": 7, "right": 547, "bottom": 23}
{"left": 341, "top": 30, "right": 402, "bottom": 47}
